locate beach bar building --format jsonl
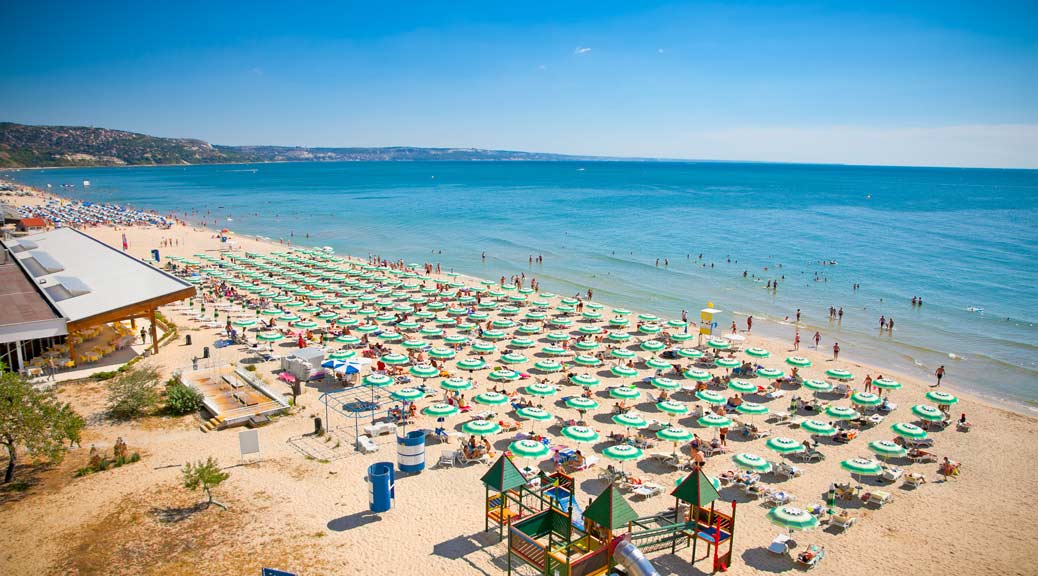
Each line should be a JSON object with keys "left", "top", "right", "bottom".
{"left": 0, "top": 228, "right": 195, "bottom": 373}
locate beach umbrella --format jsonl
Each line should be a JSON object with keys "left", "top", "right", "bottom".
{"left": 542, "top": 345, "right": 567, "bottom": 356}
{"left": 481, "top": 329, "right": 507, "bottom": 340}
{"left": 714, "top": 357, "right": 741, "bottom": 369}
{"left": 419, "top": 327, "right": 444, "bottom": 337}
{"left": 517, "top": 325, "right": 542, "bottom": 335}
{"left": 640, "top": 340, "right": 666, "bottom": 353}
{"left": 391, "top": 388, "right": 424, "bottom": 402}
{"left": 552, "top": 317, "right": 574, "bottom": 327}
{"left": 638, "top": 324, "right": 662, "bottom": 335}
{"left": 607, "top": 331, "right": 632, "bottom": 342}
{"left": 525, "top": 383, "right": 558, "bottom": 397}
{"left": 500, "top": 352, "right": 528, "bottom": 365}
{"left": 650, "top": 377, "right": 681, "bottom": 391}
{"left": 471, "top": 342, "right": 498, "bottom": 355}
{"left": 732, "top": 452, "right": 772, "bottom": 473}
{"left": 609, "top": 386, "right": 641, "bottom": 400}
{"left": 574, "top": 354, "right": 603, "bottom": 367}
{"left": 444, "top": 335, "right": 469, "bottom": 347}
{"left": 336, "top": 317, "right": 360, "bottom": 327}
{"left": 380, "top": 353, "right": 409, "bottom": 366}
{"left": 565, "top": 397, "right": 599, "bottom": 411}
{"left": 656, "top": 426, "right": 693, "bottom": 443}
{"left": 422, "top": 403, "right": 460, "bottom": 418}
{"left": 891, "top": 422, "right": 928, "bottom": 440}
{"left": 735, "top": 402, "right": 769, "bottom": 417}
{"left": 746, "top": 347, "right": 770, "bottom": 358}
{"left": 354, "top": 324, "right": 379, "bottom": 334}
{"left": 826, "top": 368, "right": 854, "bottom": 380}
{"left": 677, "top": 348, "right": 704, "bottom": 359}
{"left": 509, "top": 439, "right": 550, "bottom": 460}
{"left": 474, "top": 391, "right": 509, "bottom": 406}
{"left": 657, "top": 400, "right": 690, "bottom": 416}
{"left": 401, "top": 338, "right": 426, "bottom": 349}
{"left": 873, "top": 377, "right": 902, "bottom": 391}
{"left": 488, "top": 369, "right": 521, "bottom": 382}
{"left": 611, "top": 365, "right": 638, "bottom": 378}
{"left": 850, "top": 391, "right": 882, "bottom": 407}
{"left": 756, "top": 367, "right": 784, "bottom": 379}
{"left": 684, "top": 368, "right": 712, "bottom": 382}
{"left": 570, "top": 373, "right": 601, "bottom": 387}
{"left": 669, "top": 332, "right": 695, "bottom": 343}
{"left": 256, "top": 332, "right": 284, "bottom": 342}
{"left": 232, "top": 318, "right": 258, "bottom": 328}
{"left": 609, "top": 317, "right": 630, "bottom": 327}
{"left": 278, "top": 313, "right": 301, "bottom": 323}
{"left": 462, "top": 420, "right": 502, "bottom": 436}
{"left": 334, "top": 335, "right": 361, "bottom": 346}
{"left": 698, "top": 413, "right": 733, "bottom": 428}
{"left": 802, "top": 379, "right": 832, "bottom": 392}
{"left": 840, "top": 457, "right": 882, "bottom": 480}
{"left": 825, "top": 405, "right": 860, "bottom": 420}
{"left": 728, "top": 380, "right": 757, "bottom": 394}
{"left": 457, "top": 358, "right": 488, "bottom": 372}
{"left": 533, "top": 360, "right": 563, "bottom": 373}
{"left": 766, "top": 437, "right": 806, "bottom": 455}
{"left": 801, "top": 420, "right": 838, "bottom": 435}
{"left": 561, "top": 425, "right": 600, "bottom": 444}
{"left": 363, "top": 374, "right": 394, "bottom": 387}
{"left": 510, "top": 337, "right": 535, "bottom": 348}
{"left": 612, "top": 413, "right": 648, "bottom": 430}
{"left": 706, "top": 338, "right": 731, "bottom": 350}
{"left": 409, "top": 364, "right": 439, "bottom": 380}
{"left": 925, "top": 390, "right": 959, "bottom": 405}
{"left": 912, "top": 404, "right": 946, "bottom": 422}
{"left": 645, "top": 357, "right": 671, "bottom": 371}
{"left": 581, "top": 311, "right": 603, "bottom": 320}
{"left": 767, "top": 506, "right": 819, "bottom": 534}
{"left": 517, "top": 407, "right": 552, "bottom": 426}
{"left": 785, "top": 356, "right": 812, "bottom": 368}
{"left": 610, "top": 349, "right": 636, "bottom": 360}
{"left": 692, "top": 391, "right": 724, "bottom": 406}
{"left": 601, "top": 444, "right": 643, "bottom": 473}
{"left": 573, "top": 340, "right": 599, "bottom": 351}
{"left": 613, "top": 308, "right": 632, "bottom": 316}
{"left": 327, "top": 350, "right": 356, "bottom": 361}
{"left": 428, "top": 346, "right": 456, "bottom": 360}
{"left": 666, "top": 320, "right": 686, "bottom": 329}
{"left": 868, "top": 440, "right": 907, "bottom": 459}
{"left": 524, "top": 312, "right": 546, "bottom": 321}
{"left": 546, "top": 331, "right": 571, "bottom": 342}
{"left": 440, "top": 377, "right": 473, "bottom": 392}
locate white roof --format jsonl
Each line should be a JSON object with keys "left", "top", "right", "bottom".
{"left": 2, "top": 228, "right": 194, "bottom": 324}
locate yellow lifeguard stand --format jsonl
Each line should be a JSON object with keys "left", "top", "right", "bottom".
{"left": 700, "top": 303, "right": 722, "bottom": 337}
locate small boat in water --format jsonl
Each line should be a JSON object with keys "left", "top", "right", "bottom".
{"left": 82, "top": 180, "right": 91, "bottom": 187}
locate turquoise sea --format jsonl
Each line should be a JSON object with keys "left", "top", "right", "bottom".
{"left": 7, "top": 162, "right": 1038, "bottom": 410}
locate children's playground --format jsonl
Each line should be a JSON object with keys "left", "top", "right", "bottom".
{"left": 481, "top": 456, "right": 737, "bottom": 576}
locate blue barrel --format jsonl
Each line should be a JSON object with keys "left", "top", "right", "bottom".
{"left": 368, "top": 461, "right": 395, "bottom": 513}
{"left": 397, "top": 430, "right": 427, "bottom": 473}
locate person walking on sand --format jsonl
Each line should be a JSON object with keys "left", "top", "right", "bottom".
{"left": 813, "top": 331, "right": 821, "bottom": 348}
{"left": 933, "top": 365, "right": 945, "bottom": 387}
{"left": 832, "top": 342, "right": 840, "bottom": 361}
{"left": 864, "top": 374, "right": 873, "bottom": 394}
{"left": 793, "top": 331, "right": 800, "bottom": 351}
{"left": 746, "top": 316, "right": 753, "bottom": 333}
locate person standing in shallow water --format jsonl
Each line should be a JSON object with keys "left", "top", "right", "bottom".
{"left": 746, "top": 316, "right": 753, "bottom": 333}
{"left": 832, "top": 342, "right": 840, "bottom": 361}
{"left": 934, "top": 365, "right": 945, "bottom": 387}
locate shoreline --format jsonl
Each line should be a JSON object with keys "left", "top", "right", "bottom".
{"left": 6, "top": 183, "right": 1032, "bottom": 420}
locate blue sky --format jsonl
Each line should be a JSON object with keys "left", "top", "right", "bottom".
{"left": 2, "top": 1, "right": 1036, "bottom": 167}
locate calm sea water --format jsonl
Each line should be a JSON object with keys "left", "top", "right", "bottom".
{"left": 7, "top": 162, "right": 1038, "bottom": 409}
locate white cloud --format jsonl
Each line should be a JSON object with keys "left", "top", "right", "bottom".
{"left": 657, "top": 48, "right": 665, "bottom": 54}
{"left": 663, "top": 124, "right": 1038, "bottom": 169}
{"left": 574, "top": 47, "right": 592, "bottom": 55}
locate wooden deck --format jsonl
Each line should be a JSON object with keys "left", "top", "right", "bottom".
{"left": 182, "top": 366, "right": 287, "bottom": 427}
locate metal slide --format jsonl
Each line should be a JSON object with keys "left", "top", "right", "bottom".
{"left": 612, "top": 537, "right": 660, "bottom": 576}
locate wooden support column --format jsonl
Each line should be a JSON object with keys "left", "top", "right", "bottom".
{"left": 130, "top": 317, "right": 136, "bottom": 330}
{"left": 149, "top": 309, "right": 159, "bottom": 355}
{"left": 68, "top": 331, "right": 77, "bottom": 366}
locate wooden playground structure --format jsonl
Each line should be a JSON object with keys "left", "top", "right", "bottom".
{"left": 480, "top": 456, "right": 738, "bottom": 576}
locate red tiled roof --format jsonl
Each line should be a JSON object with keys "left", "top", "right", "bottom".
{"left": 18, "top": 217, "right": 48, "bottom": 227}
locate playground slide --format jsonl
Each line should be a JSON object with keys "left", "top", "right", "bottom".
{"left": 543, "top": 487, "right": 585, "bottom": 531}
{"left": 612, "top": 538, "right": 660, "bottom": 576}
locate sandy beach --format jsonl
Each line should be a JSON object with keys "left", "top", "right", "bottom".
{"left": 1, "top": 189, "right": 1037, "bottom": 576}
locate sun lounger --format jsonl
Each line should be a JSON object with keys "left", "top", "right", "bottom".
{"left": 749, "top": 427, "right": 771, "bottom": 439}
{"left": 957, "top": 420, "right": 972, "bottom": 432}
{"left": 762, "top": 490, "right": 797, "bottom": 507}
{"left": 767, "top": 411, "right": 790, "bottom": 424}
{"left": 830, "top": 512, "right": 858, "bottom": 532}
{"left": 632, "top": 482, "right": 664, "bottom": 499}
{"left": 862, "top": 490, "right": 894, "bottom": 507}
{"left": 908, "top": 449, "right": 937, "bottom": 463}
{"left": 904, "top": 472, "right": 926, "bottom": 488}
{"left": 436, "top": 450, "right": 457, "bottom": 468}
{"left": 795, "top": 544, "right": 825, "bottom": 569}
{"left": 880, "top": 466, "right": 904, "bottom": 483}
{"left": 471, "top": 410, "right": 494, "bottom": 420}
{"left": 744, "top": 483, "right": 767, "bottom": 498}
{"left": 457, "top": 451, "right": 491, "bottom": 466}
{"left": 774, "top": 461, "right": 805, "bottom": 479}
{"left": 795, "top": 449, "right": 825, "bottom": 463}
{"left": 767, "top": 533, "right": 791, "bottom": 555}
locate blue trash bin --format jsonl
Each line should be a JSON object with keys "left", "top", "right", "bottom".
{"left": 397, "top": 430, "right": 427, "bottom": 473}
{"left": 367, "top": 461, "right": 395, "bottom": 513}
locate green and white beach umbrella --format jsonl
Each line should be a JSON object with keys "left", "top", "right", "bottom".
{"left": 695, "top": 390, "right": 727, "bottom": 405}
{"left": 354, "top": 324, "right": 379, "bottom": 334}
{"left": 489, "top": 369, "right": 521, "bottom": 382}
{"left": 401, "top": 338, "right": 426, "bottom": 349}
{"left": 650, "top": 377, "right": 681, "bottom": 391}
{"left": 640, "top": 340, "right": 666, "bottom": 352}
{"left": 766, "top": 437, "right": 806, "bottom": 454}
{"left": 612, "top": 413, "right": 648, "bottom": 429}
{"left": 391, "top": 388, "right": 424, "bottom": 402}
{"left": 637, "top": 313, "right": 658, "bottom": 322}
{"left": 825, "top": 405, "right": 860, "bottom": 420}
{"left": 440, "top": 376, "right": 473, "bottom": 391}
{"left": 868, "top": 440, "right": 907, "bottom": 458}
{"left": 363, "top": 374, "right": 394, "bottom": 387}
{"left": 380, "top": 353, "right": 409, "bottom": 366}
{"left": 891, "top": 422, "right": 928, "bottom": 440}
{"left": 336, "top": 316, "right": 360, "bottom": 327}
{"left": 850, "top": 391, "right": 883, "bottom": 407}
{"left": 785, "top": 356, "right": 812, "bottom": 367}
{"left": 509, "top": 439, "right": 549, "bottom": 459}
{"left": 638, "top": 323, "right": 662, "bottom": 335}
{"left": 612, "top": 308, "right": 632, "bottom": 316}
{"left": 669, "top": 332, "right": 695, "bottom": 343}
{"left": 419, "top": 326, "right": 444, "bottom": 337}
{"left": 873, "top": 377, "right": 902, "bottom": 390}
{"left": 462, "top": 420, "right": 502, "bottom": 436}
{"left": 925, "top": 390, "right": 959, "bottom": 405}
{"left": 500, "top": 352, "right": 529, "bottom": 365}
{"left": 609, "top": 317, "right": 630, "bottom": 327}
{"left": 573, "top": 340, "right": 599, "bottom": 351}
{"left": 428, "top": 346, "right": 456, "bottom": 359}
{"left": 546, "top": 331, "right": 571, "bottom": 342}
{"left": 256, "top": 331, "right": 284, "bottom": 342}
{"left": 457, "top": 358, "right": 488, "bottom": 371}
{"left": 509, "top": 337, "right": 535, "bottom": 348}
{"left": 517, "top": 406, "right": 552, "bottom": 422}
{"left": 826, "top": 368, "right": 854, "bottom": 380}
{"left": 481, "top": 329, "right": 507, "bottom": 340}
{"left": 728, "top": 380, "right": 758, "bottom": 394}
{"left": 422, "top": 403, "right": 460, "bottom": 418}
{"left": 609, "top": 386, "right": 641, "bottom": 400}
{"left": 474, "top": 391, "right": 509, "bottom": 406}
{"left": 518, "top": 324, "right": 542, "bottom": 335}
{"left": 525, "top": 382, "right": 558, "bottom": 396}
{"left": 698, "top": 413, "right": 733, "bottom": 428}
{"left": 802, "top": 420, "right": 838, "bottom": 435}
{"left": 735, "top": 402, "right": 769, "bottom": 416}
{"left": 656, "top": 426, "right": 693, "bottom": 443}
{"left": 565, "top": 397, "right": 599, "bottom": 412}
{"left": 715, "top": 357, "right": 741, "bottom": 369}
{"left": 562, "top": 425, "right": 600, "bottom": 443}
{"left": 610, "top": 348, "right": 636, "bottom": 360}
{"left": 706, "top": 338, "right": 731, "bottom": 350}
{"left": 327, "top": 350, "right": 356, "bottom": 361}
{"left": 732, "top": 452, "right": 772, "bottom": 472}
{"left": 840, "top": 457, "right": 882, "bottom": 476}
{"left": 912, "top": 404, "right": 946, "bottom": 422}
{"left": 610, "top": 365, "right": 639, "bottom": 378}
{"left": 444, "top": 334, "right": 468, "bottom": 345}
{"left": 334, "top": 335, "right": 361, "bottom": 346}
{"left": 542, "top": 345, "right": 567, "bottom": 356}
{"left": 232, "top": 318, "right": 258, "bottom": 328}
{"left": 684, "top": 368, "right": 712, "bottom": 382}
{"left": 409, "top": 364, "right": 439, "bottom": 379}
{"left": 756, "top": 367, "right": 785, "bottom": 379}
{"left": 570, "top": 373, "right": 601, "bottom": 387}
{"left": 471, "top": 342, "right": 498, "bottom": 354}
{"left": 602, "top": 444, "right": 643, "bottom": 462}
{"left": 533, "top": 359, "right": 563, "bottom": 373}
{"left": 607, "top": 331, "right": 632, "bottom": 342}
{"left": 802, "top": 379, "right": 832, "bottom": 392}
{"left": 677, "top": 348, "right": 704, "bottom": 359}
{"left": 574, "top": 354, "right": 603, "bottom": 367}
{"left": 657, "top": 400, "right": 690, "bottom": 415}
{"left": 767, "top": 506, "right": 820, "bottom": 533}
{"left": 745, "top": 347, "right": 770, "bottom": 358}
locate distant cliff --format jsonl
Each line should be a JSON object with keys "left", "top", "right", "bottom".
{"left": 0, "top": 122, "right": 595, "bottom": 167}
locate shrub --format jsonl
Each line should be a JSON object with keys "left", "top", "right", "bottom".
{"left": 244, "top": 364, "right": 257, "bottom": 372}
{"left": 106, "top": 366, "right": 160, "bottom": 420}
{"left": 91, "top": 370, "right": 120, "bottom": 381}
{"left": 164, "top": 378, "right": 203, "bottom": 415}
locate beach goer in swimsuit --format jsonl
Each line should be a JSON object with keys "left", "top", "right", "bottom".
{"left": 934, "top": 365, "right": 944, "bottom": 387}
{"left": 832, "top": 342, "right": 840, "bottom": 360}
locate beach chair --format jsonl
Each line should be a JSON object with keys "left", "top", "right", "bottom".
{"left": 570, "top": 455, "right": 599, "bottom": 472}
{"left": 767, "top": 411, "right": 790, "bottom": 424}
{"left": 767, "top": 534, "right": 791, "bottom": 556}
{"left": 830, "top": 512, "right": 858, "bottom": 532}
{"left": 762, "top": 490, "right": 796, "bottom": 508}
{"left": 908, "top": 449, "right": 938, "bottom": 463}
{"left": 456, "top": 451, "right": 491, "bottom": 466}
{"left": 749, "top": 427, "right": 772, "bottom": 440}
{"left": 437, "top": 450, "right": 457, "bottom": 468}
{"left": 632, "top": 482, "right": 663, "bottom": 499}
{"left": 499, "top": 420, "right": 521, "bottom": 432}
{"left": 880, "top": 466, "right": 904, "bottom": 483}
{"left": 904, "top": 472, "right": 927, "bottom": 488}
{"left": 471, "top": 410, "right": 494, "bottom": 421}
{"left": 795, "top": 544, "right": 825, "bottom": 570}
{"left": 957, "top": 420, "right": 972, "bottom": 432}
{"left": 774, "top": 461, "right": 805, "bottom": 479}
{"left": 744, "top": 483, "right": 767, "bottom": 499}
{"left": 863, "top": 490, "right": 894, "bottom": 508}
{"left": 906, "top": 437, "right": 934, "bottom": 448}
{"left": 795, "top": 449, "right": 825, "bottom": 463}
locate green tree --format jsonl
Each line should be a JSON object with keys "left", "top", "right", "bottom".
{"left": 0, "top": 364, "right": 71, "bottom": 483}
{"left": 164, "top": 378, "right": 203, "bottom": 415}
{"left": 56, "top": 402, "right": 85, "bottom": 448}
{"left": 182, "top": 457, "right": 229, "bottom": 510}
{"left": 106, "top": 366, "right": 160, "bottom": 420}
